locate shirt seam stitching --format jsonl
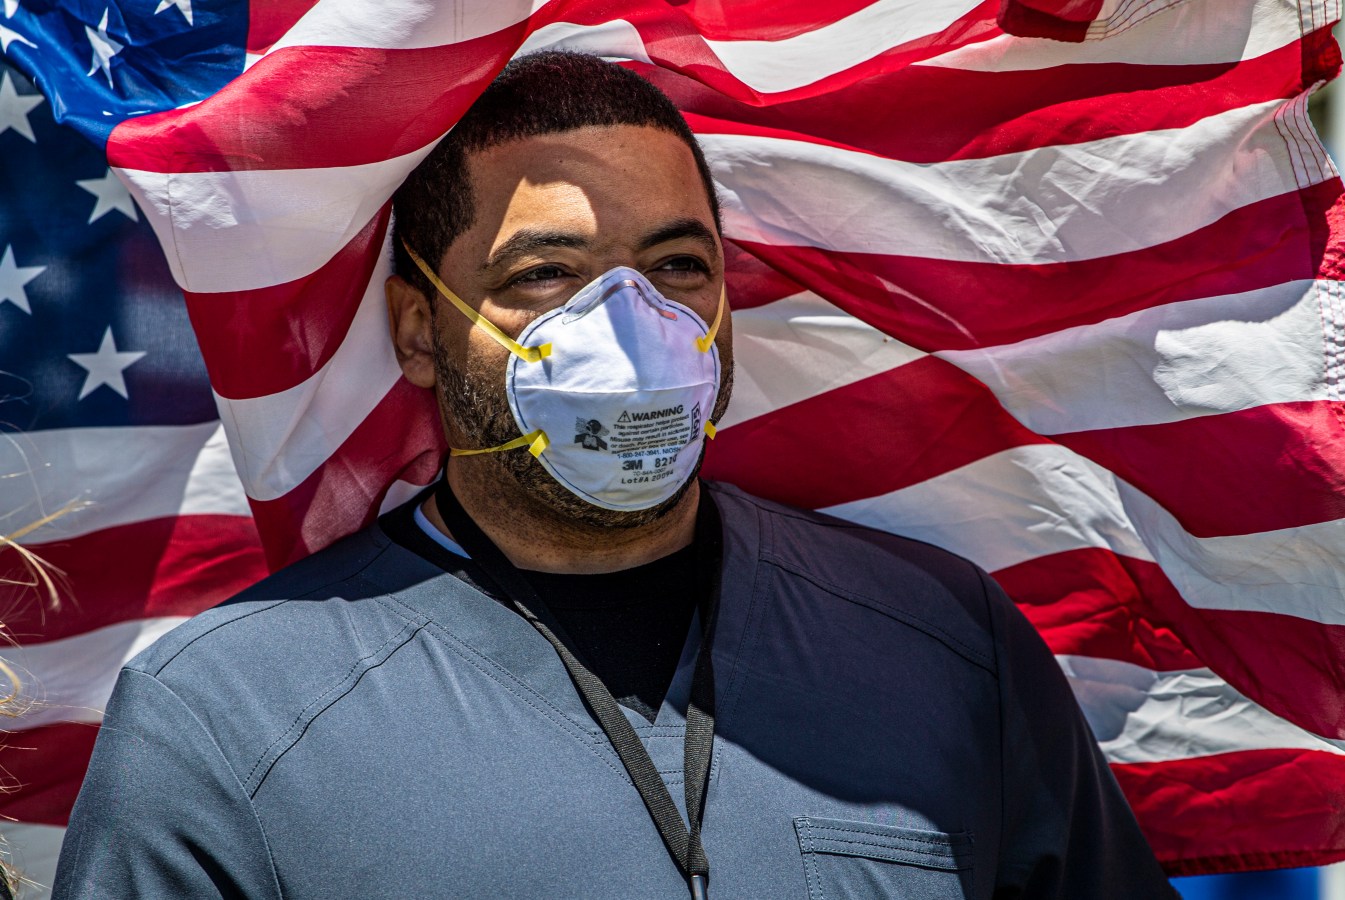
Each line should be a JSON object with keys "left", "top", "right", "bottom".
{"left": 145, "top": 537, "right": 399, "bottom": 677}
{"left": 808, "top": 827, "right": 969, "bottom": 848}
{"left": 242, "top": 614, "right": 429, "bottom": 794}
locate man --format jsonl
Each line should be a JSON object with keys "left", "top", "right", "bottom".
{"left": 54, "top": 52, "right": 1177, "bottom": 899}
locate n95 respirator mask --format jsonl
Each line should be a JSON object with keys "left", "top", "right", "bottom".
{"left": 405, "top": 244, "right": 724, "bottom": 511}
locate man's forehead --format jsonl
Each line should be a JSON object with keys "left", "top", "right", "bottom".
{"left": 471, "top": 127, "right": 708, "bottom": 211}
{"left": 460, "top": 125, "right": 719, "bottom": 260}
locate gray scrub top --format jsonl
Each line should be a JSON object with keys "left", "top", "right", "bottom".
{"left": 54, "top": 482, "right": 1177, "bottom": 899}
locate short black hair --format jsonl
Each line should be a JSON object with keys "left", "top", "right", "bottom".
{"left": 391, "top": 51, "right": 721, "bottom": 296}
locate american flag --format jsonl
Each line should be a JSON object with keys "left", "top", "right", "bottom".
{"left": 2, "top": 0, "right": 1344, "bottom": 891}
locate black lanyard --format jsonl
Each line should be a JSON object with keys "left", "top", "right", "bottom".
{"left": 435, "top": 479, "right": 721, "bottom": 900}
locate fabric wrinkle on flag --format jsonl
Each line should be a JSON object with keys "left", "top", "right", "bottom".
{"left": 1, "top": 0, "right": 1344, "bottom": 883}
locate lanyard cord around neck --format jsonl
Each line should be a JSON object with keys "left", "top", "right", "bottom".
{"left": 434, "top": 479, "right": 721, "bottom": 900}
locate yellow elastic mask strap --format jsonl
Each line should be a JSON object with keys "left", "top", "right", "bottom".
{"left": 402, "top": 240, "right": 551, "bottom": 364}
{"left": 449, "top": 429, "right": 550, "bottom": 459}
{"left": 694, "top": 283, "right": 727, "bottom": 353}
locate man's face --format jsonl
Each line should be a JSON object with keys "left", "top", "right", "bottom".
{"left": 425, "top": 124, "right": 733, "bottom": 527}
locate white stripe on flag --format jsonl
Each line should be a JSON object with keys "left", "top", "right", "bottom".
{"left": 938, "top": 279, "right": 1333, "bottom": 434}
{"left": 828, "top": 443, "right": 1345, "bottom": 628}
{"left": 516, "top": 19, "right": 653, "bottom": 63}
{"left": 0, "top": 822, "right": 65, "bottom": 900}
{"left": 118, "top": 145, "right": 431, "bottom": 293}
{"left": 379, "top": 478, "right": 432, "bottom": 514}
{"left": 920, "top": 0, "right": 1303, "bottom": 71}
{"left": 700, "top": 0, "right": 984, "bottom": 93}
{"left": 822, "top": 443, "right": 1153, "bottom": 570}
{"left": 0, "top": 618, "right": 190, "bottom": 731}
{"left": 721, "top": 291, "right": 926, "bottom": 430}
{"left": 3, "top": 422, "right": 249, "bottom": 544}
{"left": 704, "top": 98, "right": 1320, "bottom": 263}
{"left": 264, "top": 0, "right": 551, "bottom": 56}
{"left": 1060, "top": 653, "right": 1345, "bottom": 764}
{"left": 1116, "top": 478, "right": 1345, "bottom": 625}
{"left": 521, "top": 0, "right": 984, "bottom": 95}
{"left": 124, "top": 94, "right": 1323, "bottom": 297}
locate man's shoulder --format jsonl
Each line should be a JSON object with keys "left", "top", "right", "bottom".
{"left": 708, "top": 481, "right": 1001, "bottom": 672}
{"left": 127, "top": 519, "right": 468, "bottom": 715}
{"left": 117, "top": 523, "right": 477, "bottom": 767}
{"left": 128, "top": 524, "right": 422, "bottom": 680}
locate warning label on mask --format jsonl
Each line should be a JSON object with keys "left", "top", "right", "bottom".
{"left": 609, "top": 403, "right": 696, "bottom": 485}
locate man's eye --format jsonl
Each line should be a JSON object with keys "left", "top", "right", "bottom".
{"left": 511, "top": 265, "right": 568, "bottom": 285}
{"left": 656, "top": 256, "right": 708, "bottom": 275}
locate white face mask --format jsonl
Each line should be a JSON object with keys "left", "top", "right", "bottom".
{"left": 405, "top": 245, "right": 724, "bottom": 511}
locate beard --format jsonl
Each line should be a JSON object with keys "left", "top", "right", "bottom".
{"left": 433, "top": 330, "right": 735, "bottom": 531}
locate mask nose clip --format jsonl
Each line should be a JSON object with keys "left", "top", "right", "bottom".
{"left": 562, "top": 272, "right": 680, "bottom": 324}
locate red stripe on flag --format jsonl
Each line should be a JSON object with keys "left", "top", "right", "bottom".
{"left": 724, "top": 240, "right": 806, "bottom": 310}
{"left": 669, "top": 35, "right": 1329, "bottom": 164}
{"left": 1142, "top": 588, "right": 1345, "bottom": 741}
{"left": 0, "top": 515, "right": 266, "bottom": 646}
{"left": 992, "top": 547, "right": 1204, "bottom": 671}
{"left": 653, "top": 0, "right": 901, "bottom": 41}
{"left": 703, "top": 355, "right": 1049, "bottom": 510}
{"left": 108, "top": 33, "right": 522, "bottom": 173}
{"left": 185, "top": 206, "right": 390, "bottom": 400}
{"left": 1003, "top": 547, "right": 1345, "bottom": 740}
{"left": 247, "top": 377, "right": 445, "bottom": 569}
{"left": 1057, "top": 400, "right": 1345, "bottom": 538}
{"left": 246, "top": 0, "right": 319, "bottom": 54}
{"left": 997, "top": 0, "right": 1102, "bottom": 41}
{"left": 1115, "top": 749, "right": 1345, "bottom": 875}
{"left": 0, "top": 722, "right": 100, "bottom": 827}
{"left": 732, "top": 179, "right": 1339, "bottom": 352}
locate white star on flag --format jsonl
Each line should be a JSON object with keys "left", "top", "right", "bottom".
{"left": 68, "top": 326, "right": 146, "bottom": 400}
{"left": 3, "top": 0, "right": 17, "bottom": 18}
{"left": 0, "top": 21, "right": 34, "bottom": 52}
{"left": 85, "top": 8, "right": 123, "bottom": 89}
{"left": 0, "top": 71, "right": 42, "bottom": 143}
{"left": 0, "top": 244, "right": 43, "bottom": 314}
{"left": 153, "top": 0, "right": 192, "bottom": 26}
{"left": 76, "top": 168, "right": 139, "bottom": 223}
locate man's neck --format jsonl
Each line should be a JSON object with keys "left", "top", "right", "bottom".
{"left": 421, "top": 460, "right": 699, "bottom": 574}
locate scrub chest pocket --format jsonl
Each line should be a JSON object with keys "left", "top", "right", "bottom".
{"left": 794, "top": 816, "right": 974, "bottom": 900}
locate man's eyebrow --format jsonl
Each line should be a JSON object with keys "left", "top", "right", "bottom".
{"left": 481, "top": 229, "right": 590, "bottom": 273}
{"left": 638, "top": 218, "right": 720, "bottom": 257}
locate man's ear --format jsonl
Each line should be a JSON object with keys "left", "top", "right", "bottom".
{"left": 386, "top": 274, "right": 437, "bottom": 389}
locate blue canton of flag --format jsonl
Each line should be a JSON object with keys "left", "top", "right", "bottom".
{"left": 0, "top": 0, "right": 246, "bottom": 141}
{"left": 0, "top": 57, "right": 215, "bottom": 432}
{"left": 0, "top": 0, "right": 249, "bottom": 433}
